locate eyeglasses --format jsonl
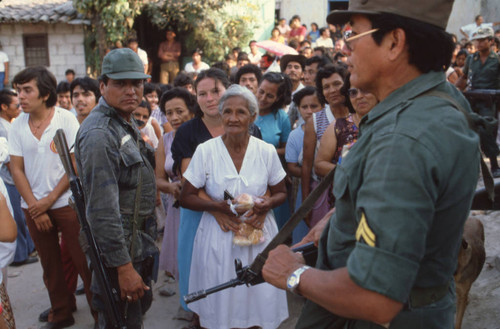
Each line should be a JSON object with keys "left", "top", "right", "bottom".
{"left": 343, "top": 28, "right": 379, "bottom": 51}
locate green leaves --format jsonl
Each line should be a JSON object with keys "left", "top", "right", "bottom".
{"left": 145, "top": 0, "right": 262, "bottom": 63}
{"left": 74, "top": 0, "right": 262, "bottom": 75}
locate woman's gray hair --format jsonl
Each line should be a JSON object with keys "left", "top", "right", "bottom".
{"left": 218, "top": 84, "right": 259, "bottom": 116}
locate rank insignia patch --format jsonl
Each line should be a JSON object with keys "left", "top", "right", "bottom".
{"left": 356, "top": 212, "right": 376, "bottom": 247}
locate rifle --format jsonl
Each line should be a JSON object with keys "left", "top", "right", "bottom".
{"left": 184, "top": 168, "right": 500, "bottom": 304}
{"left": 53, "top": 129, "right": 127, "bottom": 329}
{"left": 184, "top": 242, "right": 318, "bottom": 304}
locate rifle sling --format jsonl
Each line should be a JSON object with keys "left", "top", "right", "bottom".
{"left": 129, "top": 138, "right": 143, "bottom": 261}
{"left": 249, "top": 167, "right": 336, "bottom": 275}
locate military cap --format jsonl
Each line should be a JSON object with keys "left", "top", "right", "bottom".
{"left": 327, "top": 0, "right": 455, "bottom": 30}
{"left": 470, "top": 27, "right": 494, "bottom": 40}
{"left": 101, "top": 48, "right": 150, "bottom": 80}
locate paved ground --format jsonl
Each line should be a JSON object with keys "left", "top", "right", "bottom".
{"left": 5, "top": 258, "right": 303, "bottom": 329}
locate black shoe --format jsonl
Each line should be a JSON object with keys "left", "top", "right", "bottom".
{"left": 40, "top": 317, "right": 75, "bottom": 329}
{"left": 75, "top": 283, "right": 85, "bottom": 295}
{"left": 10, "top": 256, "right": 38, "bottom": 267}
{"left": 39, "top": 306, "right": 77, "bottom": 322}
{"left": 39, "top": 308, "right": 50, "bottom": 322}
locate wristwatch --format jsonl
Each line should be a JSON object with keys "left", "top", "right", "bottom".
{"left": 286, "top": 265, "right": 311, "bottom": 295}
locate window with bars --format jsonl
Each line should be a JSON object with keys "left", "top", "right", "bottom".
{"left": 23, "top": 34, "right": 50, "bottom": 67}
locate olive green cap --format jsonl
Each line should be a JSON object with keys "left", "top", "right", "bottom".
{"left": 470, "top": 27, "right": 494, "bottom": 40}
{"left": 327, "top": 0, "right": 455, "bottom": 30}
{"left": 101, "top": 48, "right": 151, "bottom": 80}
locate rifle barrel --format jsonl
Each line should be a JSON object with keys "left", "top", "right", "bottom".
{"left": 184, "top": 278, "right": 243, "bottom": 304}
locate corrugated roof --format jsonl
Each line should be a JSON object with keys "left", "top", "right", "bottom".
{"left": 0, "top": 0, "right": 88, "bottom": 24}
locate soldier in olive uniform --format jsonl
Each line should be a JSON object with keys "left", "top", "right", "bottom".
{"left": 456, "top": 27, "right": 500, "bottom": 176}
{"left": 263, "top": 1, "right": 481, "bottom": 329}
{"left": 75, "top": 48, "right": 158, "bottom": 329}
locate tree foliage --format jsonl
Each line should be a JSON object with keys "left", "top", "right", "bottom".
{"left": 73, "top": 0, "right": 143, "bottom": 75}
{"left": 74, "top": 0, "right": 263, "bottom": 74}
{"left": 145, "top": 0, "right": 262, "bottom": 63}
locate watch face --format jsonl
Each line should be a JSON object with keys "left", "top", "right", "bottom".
{"left": 287, "top": 274, "right": 298, "bottom": 289}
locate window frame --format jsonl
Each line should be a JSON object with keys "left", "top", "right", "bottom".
{"left": 23, "top": 33, "right": 50, "bottom": 67}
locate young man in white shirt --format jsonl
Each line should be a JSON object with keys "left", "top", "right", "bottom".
{"left": 10, "top": 66, "right": 94, "bottom": 329}
{"left": 184, "top": 48, "right": 210, "bottom": 74}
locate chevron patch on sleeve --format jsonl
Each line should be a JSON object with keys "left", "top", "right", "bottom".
{"left": 355, "top": 212, "right": 376, "bottom": 247}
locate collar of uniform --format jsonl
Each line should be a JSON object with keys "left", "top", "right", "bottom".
{"left": 97, "top": 97, "right": 141, "bottom": 138}
{"left": 361, "top": 71, "right": 444, "bottom": 126}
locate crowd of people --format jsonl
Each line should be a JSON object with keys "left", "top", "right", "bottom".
{"left": 0, "top": 4, "right": 498, "bottom": 329}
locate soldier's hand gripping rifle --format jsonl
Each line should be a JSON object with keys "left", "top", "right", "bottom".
{"left": 184, "top": 168, "right": 336, "bottom": 304}
{"left": 53, "top": 129, "right": 127, "bottom": 329}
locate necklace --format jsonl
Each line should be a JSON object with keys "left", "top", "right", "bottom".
{"left": 29, "top": 108, "right": 54, "bottom": 135}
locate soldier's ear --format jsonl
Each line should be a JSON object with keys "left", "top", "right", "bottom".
{"left": 385, "top": 28, "right": 407, "bottom": 62}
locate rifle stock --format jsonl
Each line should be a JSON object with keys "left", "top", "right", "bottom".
{"left": 53, "top": 129, "right": 127, "bottom": 329}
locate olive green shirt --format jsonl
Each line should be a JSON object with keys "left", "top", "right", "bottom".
{"left": 463, "top": 50, "right": 500, "bottom": 90}
{"left": 296, "top": 71, "right": 480, "bottom": 329}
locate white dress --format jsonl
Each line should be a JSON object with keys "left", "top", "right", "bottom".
{"left": 184, "top": 136, "right": 289, "bottom": 329}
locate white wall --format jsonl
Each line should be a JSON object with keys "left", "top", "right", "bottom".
{"left": 0, "top": 23, "right": 86, "bottom": 85}
{"left": 279, "top": 0, "right": 330, "bottom": 30}
{"left": 277, "top": 0, "right": 498, "bottom": 38}
{"left": 447, "top": 0, "right": 499, "bottom": 38}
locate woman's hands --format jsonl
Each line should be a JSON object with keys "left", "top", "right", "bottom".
{"left": 166, "top": 181, "right": 182, "bottom": 200}
{"left": 252, "top": 196, "right": 273, "bottom": 216}
{"left": 210, "top": 200, "right": 241, "bottom": 233}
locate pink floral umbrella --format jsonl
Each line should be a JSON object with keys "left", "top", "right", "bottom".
{"left": 255, "top": 40, "right": 298, "bottom": 57}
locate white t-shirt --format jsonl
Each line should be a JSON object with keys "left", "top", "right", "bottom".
{"left": 137, "top": 48, "right": 149, "bottom": 65}
{"left": 184, "top": 61, "right": 210, "bottom": 74}
{"left": 315, "top": 37, "right": 334, "bottom": 49}
{"left": 141, "top": 122, "right": 158, "bottom": 149}
{"left": 248, "top": 52, "right": 262, "bottom": 65}
{"left": 0, "top": 51, "right": 8, "bottom": 72}
{"left": 9, "top": 107, "right": 80, "bottom": 209}
{"left": 461, "top": 22, "right": 493, "bottom": 39}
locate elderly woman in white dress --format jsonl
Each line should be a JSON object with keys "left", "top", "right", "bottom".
{"left": 180, "top": 85, "right": 289, "bottom": 329}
